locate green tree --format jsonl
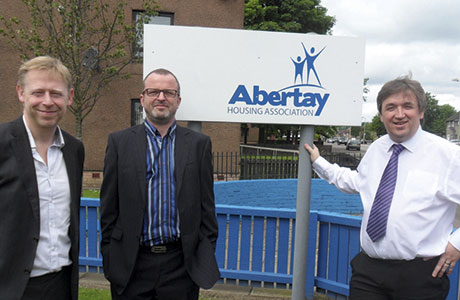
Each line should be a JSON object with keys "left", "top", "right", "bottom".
{"left": 350, "top": 126, "right": 361, "bottom": 137}
{"left": 360, "top": 122, "right": 373, "bottom": 141}
{"left": 369, "top": 114, "right": 386, "bottom": 138}
{"left": 422, "top": 92, "right": 456, "bottom": 137}
{"left": 245, "top": 0, "right": 335, "bottom": 34}
{"left": 315, "top": 126, "right": 337, "bottom": 139}
{"left": 0, "top": 0, "right": 158, "bottom": 139}
{"left": 244, "top": 0, "right": 336, "bottom": 144}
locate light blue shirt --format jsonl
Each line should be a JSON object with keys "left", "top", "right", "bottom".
{"left": 142, "top": 120, "right": 179, "bottom": 246}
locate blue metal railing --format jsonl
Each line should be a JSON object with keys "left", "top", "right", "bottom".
{"left": 79, "top": 198, "right": 460, "bottom": 299}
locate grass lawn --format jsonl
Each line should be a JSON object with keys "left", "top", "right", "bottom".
{"left": 82, "top": 189, "right": 100, "bottom": 198}
{"left": 79, "top": 288, "right": 218, "bottom": 300}
{"left": 79, "top": 288, "right": 110, "bottom": 300}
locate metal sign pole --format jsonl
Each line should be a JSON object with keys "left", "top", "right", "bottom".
{"left": 292, "top": 125, "right": 314, "bottom": 300}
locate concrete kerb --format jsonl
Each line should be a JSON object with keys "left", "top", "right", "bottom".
{"left": 79, "top": 272, "right": 110, "bottom": 290}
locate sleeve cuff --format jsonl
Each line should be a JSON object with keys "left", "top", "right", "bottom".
{"left": 449, "top": 228, "right": 460, "bottom": 252}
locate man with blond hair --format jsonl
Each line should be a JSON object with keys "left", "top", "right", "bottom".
{"left": 0, "top": 56, "right": 84, "bottom": 300}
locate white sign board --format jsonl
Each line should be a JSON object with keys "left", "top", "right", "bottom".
{"left": 144, "top": 25, "right": 365, "bottom": 126}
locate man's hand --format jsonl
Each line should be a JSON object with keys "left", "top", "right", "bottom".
{"left": 304, "top": 143, "right": 320, "bottom": 163}
{"left": 432, "top": 242, "right": 460, "bottom": 277}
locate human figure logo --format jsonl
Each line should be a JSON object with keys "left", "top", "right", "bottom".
{"left": 291, "top": 42, "right": 326, "bottom": 86}
{"left": 227, "top": 42, "right": 330, "bottom": 118}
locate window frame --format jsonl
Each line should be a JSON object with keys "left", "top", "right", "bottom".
{"left": 131, "top": 98, "right": 144, "bottom": 126}
{"left": 132, "top": 10, "right": 174, "bottom": 59}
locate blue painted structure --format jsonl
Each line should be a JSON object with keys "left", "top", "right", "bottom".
{"left": 79, "top": 197, "right": 460, "bottom": 300}
{"left": 214, "top": 179, "right": 363, "bottom": 214}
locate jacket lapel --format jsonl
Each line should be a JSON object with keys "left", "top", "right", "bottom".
{"left": 174, "top": 126, "right": 190, "bottom": 203}
{"left": 10, "top": 118, "right": 40, "bottom": 223}
{"left": 62, "top": 140, "right": 77, "bottom": 204}
{"left": 132, "top": 125, "right": 148, "bottom": 204}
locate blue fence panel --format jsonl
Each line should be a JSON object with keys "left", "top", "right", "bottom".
{"left": 252, "top": 216, "right": 265, "bottom": 274}
{"left": 239, "top": 215, "right": 252, "bottom": 286}
{"left": 306, "top": 212, "right": 319, "bottom": 300}
{"left": 79, "top": 198, "right": 102, "bottom": 273}
{"left": 277, "top": 217, "right": 291, "bottom": 289}
{"left": 215, "top": 205, "right": 296, "bottom": 288}
{"left": 447, "top": 264, "right": 460, "bottom": 300}
{"left": 315, "top": 212, "right": 361, "bottom": 298}
{"left": 265, "top": 217, "right": 277, "bottom": 274}
{"left": 227, "top": 215, "right": 240, "bottom": 271}
{"left": 277, "top": 218, "right": 291, "bottom": 274}
{"left": 79, "top": 206, "right": 87, "bottom": 273}
{"left": 79, "top": 199, "right": 460, "bottom": 300}
{"left": 216, "top": 214, "right": 227, "bottom": 270}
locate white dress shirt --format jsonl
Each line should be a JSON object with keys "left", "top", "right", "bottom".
{"left": 23, "top": 117, "right": 72, "bottom": 277}
{"left": 313, "top": 126, "right": 460, "bottom": 260}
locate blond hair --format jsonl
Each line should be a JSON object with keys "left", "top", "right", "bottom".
{"left": 17, "top": 56, "right": 72, "bottom": 90}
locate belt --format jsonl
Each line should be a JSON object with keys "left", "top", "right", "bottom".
{"left": 361, "top": 251, "right": 440, "bottom": 264}
{"left": 140, "top": 240, "right": 181, "bottom": 254}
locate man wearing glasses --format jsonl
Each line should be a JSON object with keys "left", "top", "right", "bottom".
{"left": 100, "top": 68, "right": 220, "bottom": 300}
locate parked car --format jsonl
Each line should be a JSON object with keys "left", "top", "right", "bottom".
{"left": 346, "top": 139, "right": 361, "bottom": 151}
{"left": 337, "top": 136, "right": 348, "bottom": 145}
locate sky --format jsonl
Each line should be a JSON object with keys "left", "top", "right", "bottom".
{"left": 321, "top": 0, "right": 460, "bottom": 121}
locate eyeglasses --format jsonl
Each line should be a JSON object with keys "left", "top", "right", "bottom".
{"left": 142, "top": 88, "right": 178, "bottom": 99}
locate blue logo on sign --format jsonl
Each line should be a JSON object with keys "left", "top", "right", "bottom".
{"left": 291, "top": 42, "right": 326, "bottom": 86}
{"left": 227, "top": 42, "right": 330, "bottom": 117}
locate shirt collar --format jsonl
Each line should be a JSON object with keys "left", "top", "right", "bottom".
{"left": 22, "top": 115, "right": 65, "bottom": 150}
{"left": 383, "top": 125, "right": 422, "bottom": 154}
{"left": 144, "top": 119, "right": 177, "bottom": 138}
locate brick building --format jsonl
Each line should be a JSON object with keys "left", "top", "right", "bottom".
{"left": 0, "top": 0, "right": 244, "bottom": 187}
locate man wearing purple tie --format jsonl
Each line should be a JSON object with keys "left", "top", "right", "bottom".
{"left": 305, "top": 76, "right": 460, "bottom": 300}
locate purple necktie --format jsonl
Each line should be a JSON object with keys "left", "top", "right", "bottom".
{"left": 366, "top": 144, "right": 405, "bottom": 242}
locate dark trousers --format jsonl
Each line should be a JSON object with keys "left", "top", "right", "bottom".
{"left": 112, "top": 245, "right": 199, "bottom": 300}
{"left": 350, "top": 252, "right": 450, "bottom": 300}
{"left": 22, "top": 266, "right": 71, "bottom": 300}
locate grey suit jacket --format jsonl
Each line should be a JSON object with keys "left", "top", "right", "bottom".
{"left": 0, "top": 117, "right": 84, "bottom": 300}
{"left": 100, "top": 123, "right": 220, "bottom": 295}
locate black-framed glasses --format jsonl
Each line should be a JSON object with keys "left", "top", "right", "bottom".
{"left": 142, "top": 88, "right": 178, "bottom": 99}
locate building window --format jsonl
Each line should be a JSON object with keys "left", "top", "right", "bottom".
{"left": 132, "top": 11, "right": 174, "bottom": 59}
{"left": 131, "top": 99, "right": 144, "bottom": 126}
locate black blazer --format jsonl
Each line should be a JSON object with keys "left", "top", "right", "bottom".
{"left": 100, "top": 124, "right": 220, "bottom": 295}
{"left": 0, "top": 117, "right": 84, "bottom": 300}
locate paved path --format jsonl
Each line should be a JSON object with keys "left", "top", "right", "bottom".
{"left": 79, "top": 273, "right": 292, "bottom": 299}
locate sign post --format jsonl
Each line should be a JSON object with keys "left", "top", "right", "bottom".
{"left": 292, "top": 125, "right": 314, "bottom": 300}
{"left": 143, "top": 25, "right": 365, "bottom": 299}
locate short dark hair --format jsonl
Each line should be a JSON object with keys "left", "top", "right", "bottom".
{"left": 143, "top": 68, "right": 181, "bottom": 95}
{"left": 377, "top": 75, "right": 426, "bottom": 114}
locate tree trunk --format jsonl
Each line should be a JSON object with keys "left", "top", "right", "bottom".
{"left": 75, "top": 113, "right": 83, "bottom": 141}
